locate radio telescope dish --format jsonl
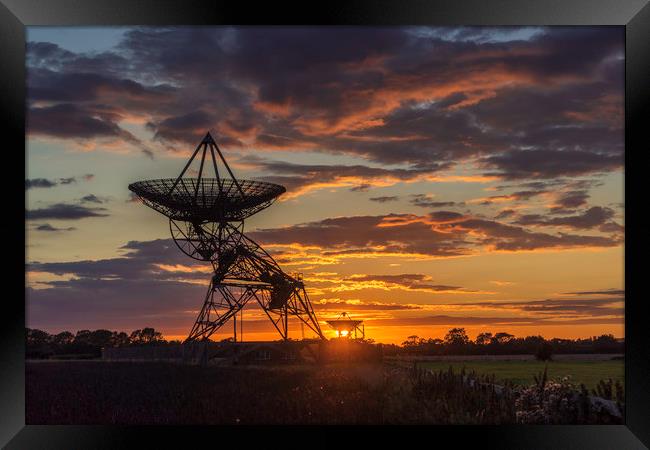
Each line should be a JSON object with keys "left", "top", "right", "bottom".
{"left": 128, "top": 132, "right": 284, "bottom": 261}
{"left": 326, "top": 312, "right": 365, "bottom": 339}
{"left": 128, "top": 131, "right": 325, "bottom": 345}
{"left": 128, "top": 178, "right": 286, "bottom": 223}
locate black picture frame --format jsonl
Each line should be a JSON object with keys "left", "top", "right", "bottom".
{"left": 3, "top": 0, "right": 648, "bottom": 448}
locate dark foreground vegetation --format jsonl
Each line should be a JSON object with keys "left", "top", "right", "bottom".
{"left": 26, "top": 361, "right": 623, "bottom": 425}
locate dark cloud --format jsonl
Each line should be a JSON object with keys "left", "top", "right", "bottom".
{"left": 27, "top": 239, "right": 215, "bottom": 331}
{"left": 250, "top": 214, "right": 468, "bottom": 257}
{"left": 456, "top": 217, "right": 619, "bottom": 251}
{"left": 410, "top": 194, "right": 462, "bottom": 208}
{"left": 480, "top": 150, "right": 622, "bottom": 180}
{"left": 241, "top": 156, "right": 443, "bottom": 197}
{"left": 368, "top": 315, "right": 623, "bottom": 327}
{"left": 514, "top": 206, "right": 615, "bottom": 229}
{"left": 26, "top": 280, "right": 204, "bottom": 333}
{"left": 349, "top": 184, "right": 371, "bottom": 192}
{"left": 26, "top": 27, "right": 623, "bottom": 180}
{"left": 79, "top": 194, "right": 105, "bottom": 204}
{"left": 554, "top": 190, "right": 590, "bottom": 210}
{"left": 340, "top": 274, "right": 465, "bottom": 292}
{"left": 563, "top": 289, "right": 625, "bottom": 296}
{"left": 27, "top": 42, "right": 129, "bottom": 75}
{"left": 429, "top": 211, "right": 464, "bottom": 222}
{"left": 369, "top": 196, "right": 399, "bottom": 203}
{"left": 34, "top": 223, "right": 76, "bottom": 232}
{"left": 250, "top": 211, "right": 620, "bottom": 257}
{"left": 25, "top": 178, "right": 57, "bottom": 189}
{"left": 455, "top": 297, "right": 623, "bottom": 317}
{"left": 477, "top": 190, "right": 547, "bottom": 205}
{"left": 26, "top": 203, "right": 109, "bottom": 220}
{"left": 494, "top": 181, "right": 558, "bottom": 191}
{"left": 495, "top": 209, "right": 516, "bottom": 220}
{"left": 147, "top": 110, "right": 221, "bottom": 145}
{"left": 28, "top": 103, "right": 142, "bottom": 145}
{"left": 28, "top": 239, "right": 206, "bottom": 287}
{"left": 314, "top": 301, "right": 422, "bottom": 311}
{"left": 28, "top": 68, "right": 173, "bottom": 103}
{"left": 322, "top": 101, "right": 508, "bottom": 168}
{"left": 599, "top": 222, "right": 624, "bottom": 233}
{"left": 25, "top": 175, "right": 95, "bottom": 190}
{"left": 350, "top": 274, "right": 427, "bottom": 284}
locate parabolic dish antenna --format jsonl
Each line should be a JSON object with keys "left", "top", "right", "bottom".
{"left": 128, "top": 132, "right": 325, "bottom": 344}
{"left": 128, "top": 178, "right": 286, "bottom": 223}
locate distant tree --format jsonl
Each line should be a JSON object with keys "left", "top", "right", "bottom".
{"left": 397, "top": 330, "right": 623, "bottom": 356}
{"left": 74, "top": 330, "right": 92, "bottom": 345}
{"left": 87, "top": 329, "right": 115, "bottom": 348}
{"left": 141, "top": 327, "right": 164, "bottom": 343}
{"left": 403, "top": 335, "right": 420, "bottom": 346}
{"left": 26, "top": 328, "right": 54, "bottom": 358}
{"left": 476, "top": 332, "right": 493, "bottom": 345}
{"left": 27, "top": 328, "right": 51, "bottom": 346}
{"left": 444, "top": 328, "right": 470, "bottom": 346}
{"left": 52, "top": 331, "right": 74, "bottom": 346}
{"left": 112, "top": 331, "right": 131, "bottom": 347}
{"left": 593, "top": 334, "right": 620, "bottom": 353}
{"left": 130, "top": 328, "right": 164, "bottom": 345}
{"left": 492, "top": 332, "right": 515, "bottom": 345}
{"left": 129, "top": 329, "right": 143, "bottom": 344}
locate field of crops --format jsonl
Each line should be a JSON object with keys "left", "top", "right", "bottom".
{"left": 416, "top": 359, "right": 624, "bottom": 389}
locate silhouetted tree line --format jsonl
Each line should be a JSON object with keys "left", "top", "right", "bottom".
{"left": 26, "top": 327, "right": 177, "bottom": 359}
{"left": 399, "top": 328, "right": 624, "bottom": 358}
{"left": 26, "top": 326, "right": 624, "bottom": 359}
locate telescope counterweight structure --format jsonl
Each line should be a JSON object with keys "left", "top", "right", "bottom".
{"left": 129, "top": 132, "right": 325, "bottom": 342}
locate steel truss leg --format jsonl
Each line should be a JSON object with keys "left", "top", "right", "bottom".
{"left": 251, "top": 283, "right": 325, "bottom": 341}
{"left": 185, "top": 280, "right": 256, "bottom": 342}
{"left": 184, "top": 226, "right": 326, "bottom": 343}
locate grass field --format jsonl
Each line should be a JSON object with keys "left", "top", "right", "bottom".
{"left": 26, "top": 361, "right": 388, "bottom": 424}
{"left": 416, "top": 359, "right": 624, "bottom": 389}
{"left": 26, "top": 360, "right": 624, "bottom": 424}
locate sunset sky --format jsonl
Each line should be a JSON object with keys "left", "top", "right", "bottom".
{"left": 25, "top": 26, "right": 624, "bottom": 344}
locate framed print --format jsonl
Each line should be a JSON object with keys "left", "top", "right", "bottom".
{"left": 2, "top": 0, "right": 649, "bottom": 448}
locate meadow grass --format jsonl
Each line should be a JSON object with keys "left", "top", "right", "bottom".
{"left": 416, "top": 359, "right": 624, "bottom": 389}
{"left": 26, "top": 360, "right": 624, "bottom": 424}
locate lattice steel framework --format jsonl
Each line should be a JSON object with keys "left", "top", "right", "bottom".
{"left": 128, "top": 132, "right": 325, "bottom": 342}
